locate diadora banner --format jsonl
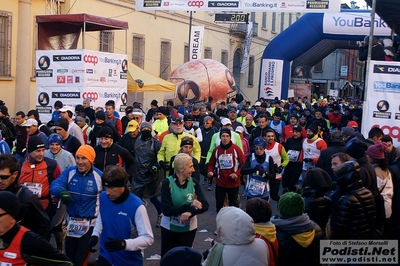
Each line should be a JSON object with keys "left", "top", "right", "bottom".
{"left": 362, "top": 60, "right": 400, "bottom": 147}
{"left": 259, "top": 59, "right": 283, "bottom": 100}
{"left": 323, "top": 12, "right": 392, "bottom": 36}
{"left": 35, "top": 49, "right": 127, "bottom": 122}
{"left": 136, "top": 0, "right": 340, "bottom": 12}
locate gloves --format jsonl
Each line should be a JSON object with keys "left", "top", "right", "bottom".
{"left": 59, "top": 190, "right": 75, "bottom": 204}
{"left": 255, "top": 165, "right": 266, "bottom": 176}
{"left": 105, "top": 237, "right": 126, "bottom": 252}
{"left": 159, "top": 161, "right": 166, "bottom": 170}
{"left": 87, "top": 236, "right": 99, "bottom": 253}
{"left": 277, "top": 165, "right": 284, "bottom": 173}
{"left": 45, "top": 202, "right": 58, "bottom": 218}
{"left": 303, "top": 158, "right": 313, "bottom": 163}
{"left": 145, "top": 165, "right": 158, "bottom": 175}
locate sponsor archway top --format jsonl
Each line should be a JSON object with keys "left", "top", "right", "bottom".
{"left": 36, "top": 14, "right": 128, "bottom": 50}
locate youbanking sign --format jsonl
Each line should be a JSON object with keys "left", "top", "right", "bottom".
{"left": 258, "top": 11, "right": 393, "bottom": 100}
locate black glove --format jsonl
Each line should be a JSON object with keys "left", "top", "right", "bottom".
{"left": 255, "top": 165, "right": 266, "bottom": 176}
{"left": 105, "top": 237, "right": 126, "bottom": 252}
{"left": 45, "top": 202, "right": 58, "bottom": 219}
{"left": 145, "top": 165, "right": 158, "bottom": 175}
{"left": 277, "top": 165, "right": 284, "bottom": 173}
{"left": 87, "top": 236, "right": 99, "bottom": 253}
{"left": 159, "top": 161, "right": 166, "bottom": 170}
{"left": 303, "top": 158, "right": 313, "bottom": 163}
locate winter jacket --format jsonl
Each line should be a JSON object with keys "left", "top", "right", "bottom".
{"left": 271, "top": 214, "right": 324, "bottom": 266}
{"left": 315, "top": 138, "right": 346, "bottom": 180}
{"left": 303, "top": 187, "right": 332, "bottom": 231}
{"left": 158, "top": 132, "right": 201, "bottom": 164}
{"left": 94, "top": 143, "right": 135, "bottom": 177}
{"left": 331, "top": 163, "right": 375, "bottom": 239}
{"left": 209, "top": 207, "right": 269, "bottom": 266}
{"left": 44, "top": 148, "right": 76, "bottom": 171}
{"left": 389, "top": 161, "right": 400, "bottom": 239}
{"left": 356, "top": 156, "right": 378, "bottom": 197}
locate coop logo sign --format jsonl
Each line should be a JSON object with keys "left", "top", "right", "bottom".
{"left": 84, "top": 55, "right": 98, "bottom": 66}
{"left": 53, "top": 55, "right": 82, "bottom": 62}
{"left": 188, "top": 1, "right": 204, "bottom": 7}
{"left": 82, "top": 92, "right": 99, "bottom": 102}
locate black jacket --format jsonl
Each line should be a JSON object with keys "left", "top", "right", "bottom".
{"left": 249, "top": 125, "right": 277, "bottom": 151}
{"left": 356, "top": 156, "right": 378, "bottom": 197}
{"left": 6, "top": 182, "right": 52, "bottom": 240}
{"left": 303, "top": 187, "right": 332, "bottom": 231}
{"left": 89, "top": 121, "right": 120, "bottom": 147}
{"left": 315, "top": 138, "right": 346, "bottom": 180}
{"left": 118, "top": 133, "right": 138, "bottom": 158}
{"left": 94, "top": 143, "right": 135, "bottom": 177}
{"left": 331, "top": 166, "right": 375, "bottom": 239}
{"left": 389, "top": 161, "right": 400, "bottom": 239}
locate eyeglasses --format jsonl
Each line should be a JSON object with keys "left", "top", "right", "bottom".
{"left": 0, "top": 213, "right": 8, "bottom": 218}
{"left": 0, "top": 173, "right": 13, "bottom": 180}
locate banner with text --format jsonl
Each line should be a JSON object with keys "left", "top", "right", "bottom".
{"left": 190, "top": 26, "right": 204, "bottom": 61}
{"left": 259, "top": 59, "right": 283, "bottom": 100}
{"left": 136, "top": 0, "right": 340, "bottom": 12}
{"left": 362, "top": 60, "right": 400, "bottom": 147}
{"left": 36, "top": 49, "right": 127, "bottom": 122}
{"left": 240, "top": 21, "right": 253, "bottom": 74}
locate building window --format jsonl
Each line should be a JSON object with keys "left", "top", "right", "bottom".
{"left": 248, "top": 56, "right": 255, "bottom": 86}
{"left": 99, "top": 30, "right": 114, "bottom": 53}
{"left": 221, "top": 50, "right": 228, "bottom": 67}
{"left": 160, "top": 40, "right": 171, "bottom": 80}
{"left": 204, "top": 47, "right": 212, "bottom": 59}
{"left": 262, "top": 12, "right": 267, "bottom": 29}
{"left": 0, "top": 12, "right": 11, "bottom": 77}
{"left": 184, "top": 44, "right": 189, "bottom": 63}
{"left": 289, "top": 13, "right": 293, "bottom": 25}
{"left": 314, "top": 60, "right": 323, "bottom": 72}
{"left": 272, "top": 12, "right": 276, "bottom": 32}
{"left": 280, "top": 12, "right": 285, "bottom": 32}
{"left": 132, "top": 35, "right": 145, "bottom": 68}
{"left": 250, "top": 12, "right": 256, "bottom": 22}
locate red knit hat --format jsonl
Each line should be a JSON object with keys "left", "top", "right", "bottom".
{"left": 366, "top": 142, "right": 388, "bottom": 160}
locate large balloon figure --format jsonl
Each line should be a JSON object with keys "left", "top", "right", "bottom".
{"left": 169, "top": 59, "right": 236, "bottom": 104}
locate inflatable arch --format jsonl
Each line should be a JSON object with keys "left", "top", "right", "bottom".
{"left": 258, "top": 10, "right": 394, "bottom": 100}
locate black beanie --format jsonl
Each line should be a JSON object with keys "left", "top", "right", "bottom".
{"left": 98, "top": 126, "right": 114, "bottom": 139}
{"left": 0, "top": 191, "right": 20, "bottom": 220}
{"left": 220, "top": 128, "right": 231, "bottom": 138}
{"left": 55, "top": 117, "right": 69, "bottom": 132}
{"left": 308, "top": 123, "right": 318, "bottom": 134}
{"left": 95, "top": 111, "right": 106, "bottom": 121}
{"left": 346, "top": 141, "right": 368, "bottom": 159}
{"left": 28, "top": 135, "right": 45, "bottom": 153}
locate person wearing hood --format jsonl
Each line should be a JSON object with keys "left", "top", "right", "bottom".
{"left": 158, "top": 116, "right": 201, "bottom": 177}
{"left": 246, "top": 198, "right": 279, "bottom": 266}
{"left": 241, "top": 137, "right": 275, "bottom": 201}
{"left": 301, "top": 168, "right": 332, "bottom": 232}
{"left": 282, "top": 125, "right": 304, "bottom": 192}
{"left": 133, "top": 122, "right": 164, "bottom": 228}
{"left": 346, "top": 141, "right": 378, "bottom": 197}
{"left": 271, "top": 192, "right": 324, "bottom": 266}
{"left": 206, "top": 207, "right": 269, "bottom": 266}
{"left": 366, "top": 142, "right": 393, "bottom": 235}
{"left": 208, "top": 128, "right": 246, "bottom": 213}
{"left": 329, "top": 161, "right": 376, "bottom": 240}
{"left": 315, "top": 130, "right": 346, "bottom": 180}
{"left": 302, "top": 123, "right": 327, "bottom": 178}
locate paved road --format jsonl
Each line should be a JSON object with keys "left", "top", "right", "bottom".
{"left": 88, "top": 183, "right": 281, "bottom": 265}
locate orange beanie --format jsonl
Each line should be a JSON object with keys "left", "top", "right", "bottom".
{"left": 76, "top": 145, "right": 96, "bottom": 164}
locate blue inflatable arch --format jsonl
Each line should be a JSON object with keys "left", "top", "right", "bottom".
{"left": 259, "top": 10, "right": 394, "bottom": 99}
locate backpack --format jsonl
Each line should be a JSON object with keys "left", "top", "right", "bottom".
{"left": 0, "top": 120, "right": 14, "bottom": 141}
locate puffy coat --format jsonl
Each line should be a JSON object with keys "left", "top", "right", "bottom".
{"left": 215, "top": 207, "right": 269, "bottom": 266}
{"left": 331, "top": 161, "right": 376, "bottom": 239}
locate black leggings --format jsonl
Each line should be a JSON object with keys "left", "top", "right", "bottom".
{"left": 282, "top": 162, "right": 302, "bottom": 192}
{"left": 95, "top": 256, "right": 112, "bottom": 266}
{"left": 161, "top": 227, "right": 197, "bottom": 256}
{"left": 215, "top": 185, "right": 239, "bottom": 213}
{"left": 65, "top": 227, "right": 93, "bottom": 266}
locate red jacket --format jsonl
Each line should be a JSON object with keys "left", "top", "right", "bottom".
{"left": 327, "top": 112, "right": 342, "bottom": 128}
{"left": 208, "top": 143, "right": 245, "bottom": 188}
{"left": 281, "top": 125, "right": 307, "bottom": 143}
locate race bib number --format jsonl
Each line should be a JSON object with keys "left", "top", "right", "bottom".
{"left": 0, "top": 262, "right": 12, "bottom": 266}
{"left": 248, "top": 178, "right": 266, "bottom": 196}
{"left": 171, "top": 215, "right": 189, "bottom": 227}
{"left": 219, "top": 154, "right": 233, "bottom": 169}
{"left": 23, "top": 182, "right": 42, "bottom": 198}
{"left": 287, "top": 150, "right": 300, "bottom": 162}
{"left": 303, "top": 161, "right": 314, "bottom": 171}
{"left": 67, "top": 218, "right": 90, "bottom": 238}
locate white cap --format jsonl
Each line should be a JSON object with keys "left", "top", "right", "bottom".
{"left": 255, "top": 102, "right": 261, "bottom": 106}
{"left": 221, "top": 118, "right": 232, "bottom": 126}
{"left": 24, "top": 119, "right": 38, "bottom": 127}
{"left": 59, "top": 106, "right": 74, "bottom": 113}
{"left": 235, "top": 126, "right": 244, "bottom": 133}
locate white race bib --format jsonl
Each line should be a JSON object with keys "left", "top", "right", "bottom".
{"left": 248, "top": 178, "right": 266, "bottom": 196}
{"left": 287, "top": 150, "right": 300, "bottom": 162}
{"left": 67, "top": 218, "right": 90, "bottom": 238}
{"left": 23, "top": 182, "right": 42, "bottom": 198}
{"left": 219, "top": 154, "right": 233, "bottom": 170}
{"left": 171, "top": 215, "right": 189, "bottom": 227}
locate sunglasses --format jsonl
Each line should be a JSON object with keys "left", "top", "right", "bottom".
{"left": 0, "top": 173, "right": 13, "bottom": 180}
